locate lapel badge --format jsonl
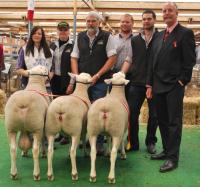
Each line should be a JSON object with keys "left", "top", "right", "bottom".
{"left": 173, "top": 41, "right": 177, "bottom": 48}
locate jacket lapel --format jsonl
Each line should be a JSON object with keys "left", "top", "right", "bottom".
{"left": 153, "top": 32, "right": 164, "bottom": 68}
{"left": 158, "top": 24, "right": 180, "bottom": 60}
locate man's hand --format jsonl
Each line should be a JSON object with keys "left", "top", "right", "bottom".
{"left": 146, "top": 87, "right": 153, "bottom": 99}
{"left": 66, "top": 84, "right": 74, "bottom": 95}
{"left": 48, "top": 72, "right": 54, "bottom": 80}
{"left": 91, "top": 73, "right": 100, "bottom": 85}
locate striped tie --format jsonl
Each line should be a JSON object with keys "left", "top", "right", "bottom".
{"left": 163, "top": 30, "right": 170, "bottom": 42}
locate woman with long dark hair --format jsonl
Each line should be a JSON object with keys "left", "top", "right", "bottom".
{"left": 17, "top": 26, "right": 54, "bottom": 88}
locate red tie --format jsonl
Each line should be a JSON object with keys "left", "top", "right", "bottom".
{"left": 163, "top": 30, "right": 170, "bottom": 42}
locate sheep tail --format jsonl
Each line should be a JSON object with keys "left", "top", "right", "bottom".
{"left": 103, "top": 111, "right": 108, "bottom": 119}
{"left": 58, "top": 113, "right": 63, "bottom": 122}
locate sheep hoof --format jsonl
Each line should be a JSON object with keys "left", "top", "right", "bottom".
{"left": 21, "top": 151, "right": 28, "bottom": 157}
{"left": 33, "top": 174, "right": 40, "bottom": 181}
{"left": 120, "top": 153, "right": 127, "bottom": 160}
{"left": 47, "top": 175, "right": 54, "bottom": 181}
{"left": 89, "top": 176, "right": 96, "bottom": 183}
{"left": 108, "top": 177, "right": 115, "bottom": 184}
{"left": 71, "top": 173, "right": 78, "bottom": 181}
{"left": 10, "top": 173, "right": 17, "bottom": 180}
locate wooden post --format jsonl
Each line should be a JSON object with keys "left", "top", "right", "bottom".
{"left": 73, "top": 0, "right": 77, "bottom": 42}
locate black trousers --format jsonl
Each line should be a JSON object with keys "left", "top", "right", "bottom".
{"left": 128, "top": 85, "right": 158, "bottom": 149}
{"left": 154, "top": 83, "right": 185, "bottom": 163}
{"left": 50, "top": 75, "right": 69, "bottom": 96}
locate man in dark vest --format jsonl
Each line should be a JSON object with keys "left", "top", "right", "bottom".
{"left": 50, "top": 21, "right": 74, "bottom": 96}
{"left": 121, "top": 10, "right": 158, "bottom": 154}
{"left": 50, "top": 21, "right": 74, "bottom": 145}
{"left": 71, "top": 11, "right": 117, "bottom": 155}
{"left": 146, "top": 2, "right": 196, "bottom": 172}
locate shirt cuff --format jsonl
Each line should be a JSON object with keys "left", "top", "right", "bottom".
{"left": 71, "top": 52, "right": 79, "bottom": 58}
{"left": 125, "top": 56, "right": 132, "bottom": 64}
{"left": 146, "top": 85, "right": 152, "bottom": 88}
{"left": 107, "top": 49, "right": 117, "bottom": 57}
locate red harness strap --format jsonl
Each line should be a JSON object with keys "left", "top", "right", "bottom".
{"left": 121, "top": 99, "right": 131, "bottom": 144}
{"left": 70, "top": 95, "right": 90, "bottom": 109}
{"left": 27, "top": 89, "right": 90, "bottom": 108}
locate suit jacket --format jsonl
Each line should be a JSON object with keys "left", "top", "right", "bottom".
{"left": 147, "top": 23, "right": 196, "bottom": 94}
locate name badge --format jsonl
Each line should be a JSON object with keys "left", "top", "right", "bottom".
{"left": 97, "top": 40, "right": 104, "bottom": 45}
{"left": 65, "top": 49, "right": 71, "bottom": 53}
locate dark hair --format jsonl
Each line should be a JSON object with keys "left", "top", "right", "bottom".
{"left": 142, "top": 9, "right": 156, "bottom": 19}
{"left": 26, "top": 26, "right": 52, "bottom": 58}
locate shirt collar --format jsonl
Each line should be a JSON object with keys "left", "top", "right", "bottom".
{"left": 119, "top": 32, "right": 132, "bottom": 39}
{"left": 166, "top": 21, "right": 178, "bottom": 33}
{"left": 55, "top": 37, "right": 73, "bottom": 47}
{"left": 140, "top": 27, "right": 156, "bottom": 37}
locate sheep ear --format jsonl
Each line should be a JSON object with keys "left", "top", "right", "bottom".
{"left": 104, "top": 79, "right": 111, "bottom": 84}
{"left": 124, "top": 80, "right": 130, "bottom": 85}
{"left": 68, "top": 72, "right": 76, "bottom": 79}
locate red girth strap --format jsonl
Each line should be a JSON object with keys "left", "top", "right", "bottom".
{"left": 27, "top": 89, "right": 89, "bottom": 109}
{"left": 121, "top": 99, "right": 131, "bottom": 144}
{"left": 70, "top": 95, "right": 90, "bottom": 109}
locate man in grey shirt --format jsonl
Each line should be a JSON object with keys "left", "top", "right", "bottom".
{"left": 113, "top": 14, "right": 134, "bottom": 98}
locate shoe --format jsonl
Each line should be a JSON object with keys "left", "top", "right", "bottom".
{"left": 125, "top": 142, "right": 139, "bottom": 152}
{"left": 151, "top": 151, "right": 166, "bottom": 160}
{"left": 147, "top": 144, "right": 156, "bottom": 154}
{"left": 79, "top": 141, "right": 90, "bottom": 149}
{"left": 55, "top": 134, "right": 63, "bottom": 142}
{"left": 60, "top": 137, "right": 69, "bottom": 145}
{"left": 159, "top": 160, "right": 178, "bottom": 173}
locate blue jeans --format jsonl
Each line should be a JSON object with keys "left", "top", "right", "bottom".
{"left": 128, "top": 85, "right": 158, "bottom": 149}
{"left": 88, "top": 82, "right": 108, "bottom": 144}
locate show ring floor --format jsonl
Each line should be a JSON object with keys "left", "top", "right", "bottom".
{"left": 0, "top": 119, "right": 199, "bottom": 187}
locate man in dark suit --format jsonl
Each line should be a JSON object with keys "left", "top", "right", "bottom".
{"left": 146, "top": 2, "right": 196, "bottom": 172}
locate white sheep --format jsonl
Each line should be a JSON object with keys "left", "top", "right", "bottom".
{"left": 45, "top": 72, "right": 91, "bottom": 181}
{"left": 87, "top": 72, "right": 129, "bottom": 184}
{"left": 4, "top": 65, "right": 50, "bottom": 181}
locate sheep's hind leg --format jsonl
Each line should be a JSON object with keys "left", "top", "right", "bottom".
{"left": 120, "top": 133, "right": 127, "bottom": 160}
{"left": 9, "top": 132, "right": 18, "bottom": 180}
{"left": 89, "top": 136, "right": 97, "bottom": 182}
{"left": 70, "top": 135, "right": 80, "bottom": 181}
{"left": 108, "top": 137, "right": 121, "bottom": 184}
{"left": 47, "top": 135, "right": 55, "bottom": 181}
{"left": 32, "top": 133, "right": 41, "bottom": 181}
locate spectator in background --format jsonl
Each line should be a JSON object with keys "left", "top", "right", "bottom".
{"left": 196, "top": 45, "right": 200, "bottom": 64}
{"left": 0, "top": 44, "right": 5, "bottom": 88}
